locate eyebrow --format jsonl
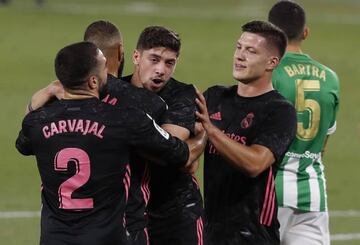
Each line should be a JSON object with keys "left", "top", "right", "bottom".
{"left": 149, "top": 53, "right": 176, "bottom": 62}
{"left": 148, "top": 53, "right": 161, "bottom": 58}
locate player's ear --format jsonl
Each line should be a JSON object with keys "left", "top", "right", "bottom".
{"left": 267, "top": 56, "right": 280, "bottom": 71}
{"left": 88, "top": 75, "right": 98, "bottom": 90}
{"left": 302, "top": 26, "right": 309, "bottom": 41}
{"left": 133, "top": 49, "right": 140, "bottom": 65}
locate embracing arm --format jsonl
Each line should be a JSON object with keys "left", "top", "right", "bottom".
{"left": 183, "top": 123, "right": 207, "bottom": 173}
{"left": 25, "top": 80, "right": 64, "bottom": 114}
{"left": 161, "top": 123, "right": 205, "bottom": 173}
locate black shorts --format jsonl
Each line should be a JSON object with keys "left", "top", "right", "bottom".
{"left": 148, "top": 203, "right": 203, "bottom": 245}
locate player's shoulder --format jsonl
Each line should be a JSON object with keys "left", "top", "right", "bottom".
{"left": 268, "top": 90, "right": 296, "bottom": 113}
{"left": 284, "top": 53, "right": 339, "bottom": 82}
{"left": 97, "top": 101, "right": 148, "bottom": 127}
{"left": 310, "top": 58, "right": 339, "bottom": 80}
{"left": 159, "top": 78, "right": 197, "bottom": 107}
{"left": 161, "top": 77, "right": 196, "bottom": 97}
{"left": 23, "top": 99, "right": 64, "bottom": 125}
{"left": 205, "top": 84, "right": 235, "bottom": 99}
{"left": 106, "top": 75, "right": 132, "bottom": 93}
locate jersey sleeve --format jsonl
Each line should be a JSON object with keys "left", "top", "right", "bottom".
{"left": 327, "top": 72, "right": 340, "bottom": 135}
{"left": 15, "top": 116, "right": 34, "bottom": 156}
{"left": 160, "top": 86, "right": 197, "bottom": 135}
{"left": 252, "top": 103, "right": 297, "bottom": 163}
{"left": 123, "top": 107, "right": 189, "bottom": 168}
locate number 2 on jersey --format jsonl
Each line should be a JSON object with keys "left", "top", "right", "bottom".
{"left": 54, "top": 148, "right": 94, "bottom": 210}
{"left": 295, "top": 79, "right": 320, "bottom": 141}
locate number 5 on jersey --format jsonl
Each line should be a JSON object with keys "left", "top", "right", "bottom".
{"left": 295, "top": 79, "right": 320, "bottom": 141}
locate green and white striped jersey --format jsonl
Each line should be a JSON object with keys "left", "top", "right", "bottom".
{"left": 273, "top": 53, "right": 340, "bottom": 212}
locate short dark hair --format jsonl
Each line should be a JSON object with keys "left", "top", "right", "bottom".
{"left": 268, "top": 1, "right": 306, "bottom": 42}
{"left": 55, "top": 42, "right": 99, "bottom": 89}
{"left": 136, "top": 26, "right": 181, "bottom": 56}
{"left": 83, "top": 20, "right": 121, "bottom": 51}
{"left": 242, "top": 20, "right": 287, "bottom": 58}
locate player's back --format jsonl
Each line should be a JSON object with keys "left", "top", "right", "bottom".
{"left": 16, "top": 96, "right": 189, "bottom": 245}
{"left": 273, "top": 53, "right": 340, "bottom": 211}
{"left": 17, "top": 98, "right": 132, "bottom": 244}
{"left": 273, "top": 53, "right": 339, "bottom": 155}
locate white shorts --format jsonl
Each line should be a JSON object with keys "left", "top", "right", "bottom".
{"left": 278, "top": 207, "right": 330, "bottom": 245}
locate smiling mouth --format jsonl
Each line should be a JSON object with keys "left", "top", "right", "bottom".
{"left": 234, "top": 64, "right": 246, "bottom": 70}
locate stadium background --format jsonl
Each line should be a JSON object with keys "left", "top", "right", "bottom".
{"left": 0, "top": 0, "right": 359, "bottom": 243}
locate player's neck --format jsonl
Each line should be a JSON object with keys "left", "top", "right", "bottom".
{"left": 130, "top": 69, "right": 144, "bottom": 88}
{"left": 106, "top": 57, "right": 119, "bottom": 78}
{"left": 237, "top": 76, "right": 273, "bottom": 97}
{"left": 63, "top": 89, "right": 99, "bottom": 100}
{"left": 286, "top": 43, "right": 303, "bottom": 54}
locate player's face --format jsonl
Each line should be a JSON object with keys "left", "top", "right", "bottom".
{"left": 95, "top": 49, "right": 108, "bottom": 92}
{"left": 133, "top": 47, "right": 178, "bottom": 93}
{"left": 233, "top": 32, "right": 272, "bottom": 84}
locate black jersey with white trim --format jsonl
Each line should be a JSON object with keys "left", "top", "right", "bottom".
{"left": 147, "top": 78, "right": 202, "bottom": 217}
{"left": 102, "top": 74, "right": 168, "bottom": 233}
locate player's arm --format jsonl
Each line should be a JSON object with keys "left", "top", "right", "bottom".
{"left": 161, "top": 123, "right": 202, "bottom": 173}
{"left": 322, "top": 120, "right": 337, "bottom": 158}
{"left": 15, "top": 118, "right": 33, "bottom": 156}
{"left": 125, "top": 109, "right": 191, "bottom": 168}
{"left": 25, "top": 80, "right": 64, "bottom": 114}
{"left": 196, "top": 89, "right": 292, "bottom": 178}
{"left": 160, "top": 85, "right": 205, "bottom": 172}
{"left": 161, "top": 124, "right": 190, "bottom": 140}
{"left": 321, "top": 136, "right": 330, "bottom": 158}
{"left": 176, "top": 122, "right": 207, "bottom": 173}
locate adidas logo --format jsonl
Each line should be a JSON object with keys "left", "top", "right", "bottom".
{"left": 210, "top": 112, "right": 222, "bottom": 121}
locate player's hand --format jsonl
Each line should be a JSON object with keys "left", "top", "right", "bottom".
{"left": 195, "top": 89, "right": 212, "bottom": 131}
{"left": 47, "top": 80, "right": 64, "bottom": 99}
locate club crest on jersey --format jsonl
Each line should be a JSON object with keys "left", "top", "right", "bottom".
{"left": 210, "top": 112, "right": 222, "bottom": 121}
{"left": 241, "top": 113, "right": 254, "bottom": 129}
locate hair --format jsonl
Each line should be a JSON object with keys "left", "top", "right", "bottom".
{"left": 136, "top": 26, "right": 181, "bottom": 56}
{"left": 241, "top": 20, "right": 287, "bottom": 58}
{"left": 55, "top": 42, "right": 99, "bottom": 89}
{"left": 268, "top": 0, "right": 306, "bottom": 42}
{"left": 83, "top": 20, "right": 122, "bottom": 52}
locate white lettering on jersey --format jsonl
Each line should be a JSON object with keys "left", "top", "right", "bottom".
{"left": 146, "top": 113, "right": 170, "bottom": 140}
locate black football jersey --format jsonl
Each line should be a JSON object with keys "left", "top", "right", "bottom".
{"left": 147, "top": 78, "right": 203, "bottom": 217}
{"left": 102, "top": 74, "right": 167, "bottom": 120}
{"left": 203, "top": 85, "right": 296, "bottom": 244}
{"left": 16, "top": 98, "right": 188, "bottom": 245}
{"left": 102, "top": 74, "right": 169, "bottom": 233}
